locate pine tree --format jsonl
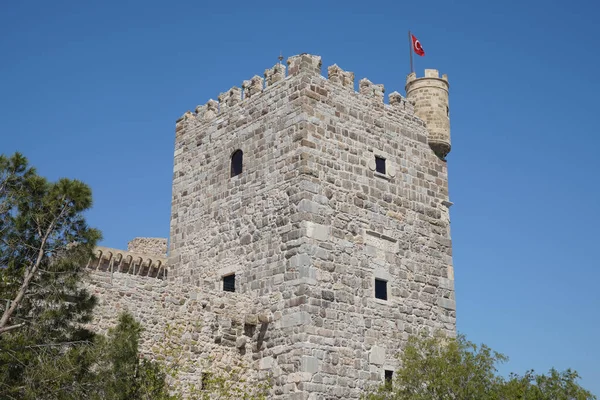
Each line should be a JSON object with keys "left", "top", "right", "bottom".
{"left": 0, "top": 152, "right": 101, "bottom": 398}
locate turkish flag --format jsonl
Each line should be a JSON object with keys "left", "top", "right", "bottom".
{"left": 412, "top": 34, "right": 425, "bottom": 56}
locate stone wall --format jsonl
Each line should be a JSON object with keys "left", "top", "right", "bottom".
{"left": 85, "top": 250, "right": 272, "bottom": 395}
{"left": 271, "top": 61, "right": 455, "bottom": 398}
{"left": 127, "top": 237, "right": 168, "bottom": 257}
{"left": 159, "top": 54, "right": 456, "bottom": 399}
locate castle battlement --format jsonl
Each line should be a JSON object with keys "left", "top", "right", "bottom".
{"left": 176, "top": 53, "right": 417, "bottom": 129}
{"left": 406, "top": 69, "right": 449, "bottom": 83}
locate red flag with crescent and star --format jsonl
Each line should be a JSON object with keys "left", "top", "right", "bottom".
{"left": 412, "top": 34, "right": 425, "bottom": 56}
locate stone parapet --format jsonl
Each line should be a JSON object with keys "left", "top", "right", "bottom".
{"left": 127, "top": 237, "right": 167, "bottom": 256}
{"left": 174, "top": 54, "right": 422, "bottom": 131}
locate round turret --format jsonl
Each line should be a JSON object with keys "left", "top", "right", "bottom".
{"left": 405, "top": 69, "right": 451, "bottom": 160}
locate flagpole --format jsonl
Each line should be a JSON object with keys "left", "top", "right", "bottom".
{"left": 408, "top": 30, "right": 414, "bottom": 74}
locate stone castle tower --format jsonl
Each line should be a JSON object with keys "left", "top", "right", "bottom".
{"left": 86, "top": 54, "right": 455, "bottom": 399}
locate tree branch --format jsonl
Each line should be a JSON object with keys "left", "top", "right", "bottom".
{"left": 0, "top": 201, "right": 70, "bottom": 333}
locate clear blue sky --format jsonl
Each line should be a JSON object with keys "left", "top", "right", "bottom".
{"left": 2, "top": 0, "right": 598, "bottom": 393}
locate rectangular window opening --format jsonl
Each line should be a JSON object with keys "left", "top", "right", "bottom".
{"left": 375, "top": 156, "right": 386, "bottom": 174}
{"left": 201, "top": 372, "right": 211, "bottom": 390}
{"left": 385, "top": 370, "right": 393, "bottom": 390}
{"left": 223, "top": 274, "right": 235, "bottom": 292}
{"left": 375, "top": 278, "right": 387, "bottom": 301}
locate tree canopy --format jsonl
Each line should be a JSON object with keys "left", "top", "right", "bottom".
{"left": 364, "top": 332, "right": 596, "bottom": 400}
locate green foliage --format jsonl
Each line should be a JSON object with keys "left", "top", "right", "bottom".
{"left": 0, "top": 152, "right": 101, "bottom": 398}
{"left": 499, "top": 368, "right": 595, "bottom": 400}
{"left": 0, "top": 152, "right": 269, "bottom": 399}
{"left": 363, "top": 332, "right": 596, "bottom": 400}
{"left": 93, "top": 313, "right": 175, "bottom": 400}
{"left": 0, "top": 152, "right": 101, "bottom": 338}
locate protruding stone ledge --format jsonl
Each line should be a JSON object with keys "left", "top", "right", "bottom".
{"left": 88, "top": 246, "right": 168, "bottom": 279}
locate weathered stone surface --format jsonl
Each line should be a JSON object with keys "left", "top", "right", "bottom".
{"left": 86, "top": 55, "right": 456, "bottom": 399}
{"left": 127, "top": 237, "right": 167, "bottom": 257}
{"left": 369, "top": 346, "right": 386, "bottom": 365}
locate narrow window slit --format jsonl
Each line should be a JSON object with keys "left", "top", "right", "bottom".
{"left": 231, "top": 149, "right": 243, "bottom": 177}
{"left": 223, "top": 274, "right": 235, "bottom": 292}
{"left": 385, "top": 370, "right": 393, "bottom": 389}
{"left": 375, "top": 278, "right": 387, "bottom": 300}
{"left": 375, "top": 156, "right": 386, "bottom": 174}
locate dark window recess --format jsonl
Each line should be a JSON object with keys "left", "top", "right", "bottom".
{"left": 375, "top": 156, "right": 386, "bottom": 174}
{"left": 385, "top": 370, "right": 393, "bottom": 389}
{"left": 375, "top": 278, "right": 387, "bottom": 300}
{"left": 223, "top": 274, "right": 235, "bottom": 292}
{"left": 201, "top": 372, "right": 211, "bottom": 390}
{"left": 244, "top": 323, "right": 256, "bottom": 337}
{"left": 231, "top": 149, "right": 243, "bottom": 177}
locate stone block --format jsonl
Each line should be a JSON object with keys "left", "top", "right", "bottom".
{"left": 281, "top": 311, "right": 311, "bottom": 328}
{"left": 438, "top": 298, "right": 456, "bottom": 310}
{"left": 288, "top": 253, "right": 311, "bottom": 268}
{"left": 305, "top": 222, "right": 330, "bottom": 241}
{"left": 301, "top": 355, "right": 320, "bottom": 374}
{"left": 369, "top": 346, "right": 386, "bottom": 365}
{"left": 298, "top": 199, "right": 321, "bottom": 214}
{"left": 439, "top": 277, "right": 454, "bottom": 290}
{"left": 288, "top": 372, "right": 313, "bottom": 383}
{"left": 259, "top": 356, "right": 274, "bottom": 370}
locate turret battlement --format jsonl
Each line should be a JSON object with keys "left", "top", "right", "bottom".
{"left": 176, "top": 53, "right": 417, "bottom": 126}
{"left": 406, "top": 69, "right": 451, "bottom": 160}
{"left": 406, "top": 69, "right": 448, "bottom": 83}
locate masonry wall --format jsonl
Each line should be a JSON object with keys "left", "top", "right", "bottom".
{"left": 84, "top": 265, "right": 267, "bottom": 395}
{"left": 273, "top": 67, "right": 456, "bottom": 398}
{"left": 169, "top": 70, "right": 306, "bottom": 293}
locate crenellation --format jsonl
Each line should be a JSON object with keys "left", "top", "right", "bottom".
{"left": 217, "top": 91, "right": 229, "bottom": 111}
{"left": 287, "top": 53, "right": 322, "bottom": 76}
{"left": 176, "top": 110, "right": 194, "bottom": 123}
{"left": 226, "top": 86, "right": 242, "bottom": 108}
{"left": 359, "top": 78, "right": 385, "bottom": 103}
{"left": 203, "top": 99, "right": 219, "bottom": 120}
{"left": 424, "top": 68, "right": 439, "bottom": 78}
{"left": 327, "top": 64, "right": 355, "bottom": 90}
{"left": 193, "top": 104, "right": 205, "bottom": 118}
{"left": 242, "top": 75, "right": 264, "bottom": 99}
{"left": 388, "top": 91, "right": 414, "bottom": 113}
{"left": 264, "top": 63, "right": 286, "bottom": 87}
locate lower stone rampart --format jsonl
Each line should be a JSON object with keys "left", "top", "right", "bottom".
{"left": 84, "top": 267, "right": 269, "bottom": 395}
